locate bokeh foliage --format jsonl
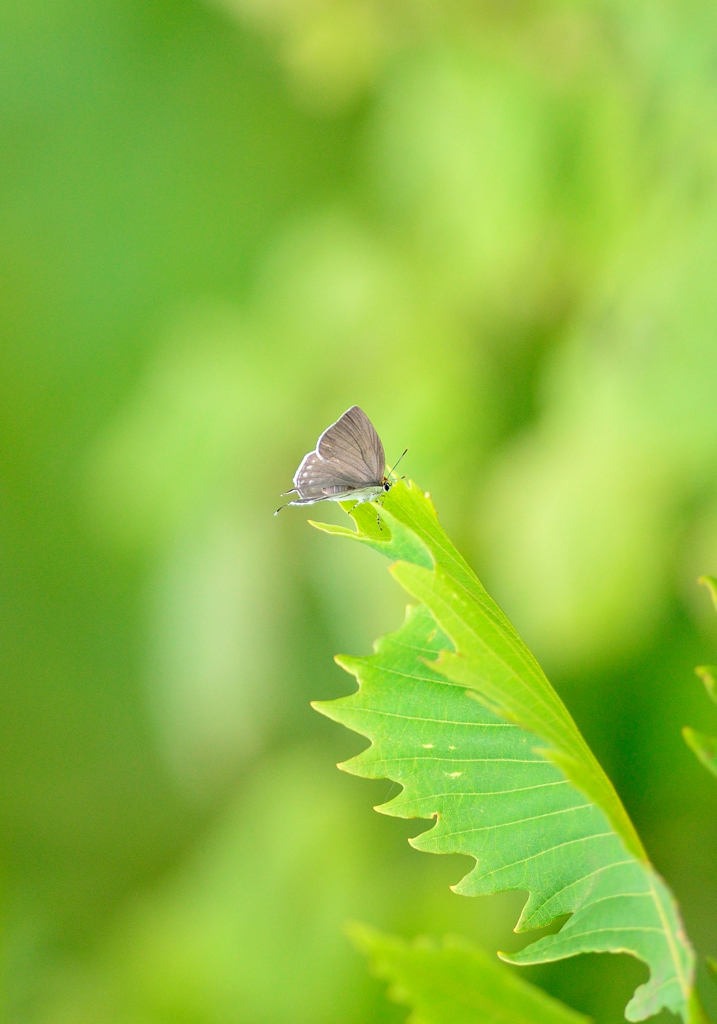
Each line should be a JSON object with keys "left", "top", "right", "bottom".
{"left": 2, "top": 0, "right": 717, "bottom": 1021}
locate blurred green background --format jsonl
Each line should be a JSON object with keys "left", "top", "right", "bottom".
{"left": 3, "top": 0, "right": 717, "bottom": 1021}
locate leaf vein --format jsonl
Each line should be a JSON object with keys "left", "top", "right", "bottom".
{"left": 428, "top": 803, "right": 595, "bottom": 840}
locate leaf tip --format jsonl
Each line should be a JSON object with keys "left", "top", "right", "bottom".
{"left": 682, "top": 726, "right": 717, "bottom": 778}
{"left": 335, "top": 653, "right": 361, "bottom": 674}
{"left": 373, "top": 786, "right": 408, "bottom": 815}
{"left": 698, "top": 575, "right": 717, "bottom": 614}
{"left": 308, "top": 519, "right": 358, "bottom": 539}
{"left": 311, "top": 698, "right": 344, "bottom": 724}
{"left": 695, "top": 665, "right": 717, "bottom": 705}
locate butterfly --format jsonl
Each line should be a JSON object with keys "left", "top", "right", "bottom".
{"left": 275, "top": 406, "right": 406, "bottom": 518}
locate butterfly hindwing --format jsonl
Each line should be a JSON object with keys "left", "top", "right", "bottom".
{"left": 292, "top": 451, "right": 362, "bottom": 501}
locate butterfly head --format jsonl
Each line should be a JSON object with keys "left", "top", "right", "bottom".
{"left": 382, "top": 447, "right": 408, "bottom": 493}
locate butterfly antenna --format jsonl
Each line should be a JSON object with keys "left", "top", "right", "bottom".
{"left": 274, "top": 503, "right": 289, "bottom": 515}
{"left": 386, "top": 447, "right": 408, "bottom": 480}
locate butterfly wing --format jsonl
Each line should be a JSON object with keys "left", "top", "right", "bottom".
{"left": 315, "top": 406, "right": 385, "bottom": 486}
{"left": 290, "top": 451, "right": 363, "bottom": 502}
{"left": 285, "top": 407, "right": 386, "bottom": 505}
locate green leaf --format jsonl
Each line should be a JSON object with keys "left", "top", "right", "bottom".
{"left": 348, "top": 922, "right": 589, "bottom": 1024}
{"left": 698, "top": 576, "right": 717, "bottom": 618}
{"left": 694, "top": 666, "right": 717, "bottom": 707}
{"left": 311, "top": 480, "right": 697, "bottom": 1022}
{"left": 684, "top": 580, "right": 717, "bottom": 780}
{"left": 682, "top": 728, "right": 717, "bottom": 778}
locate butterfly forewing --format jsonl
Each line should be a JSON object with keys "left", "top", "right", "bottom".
{"left": 315, "top": 406, "right": 385, "bottom": 486}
